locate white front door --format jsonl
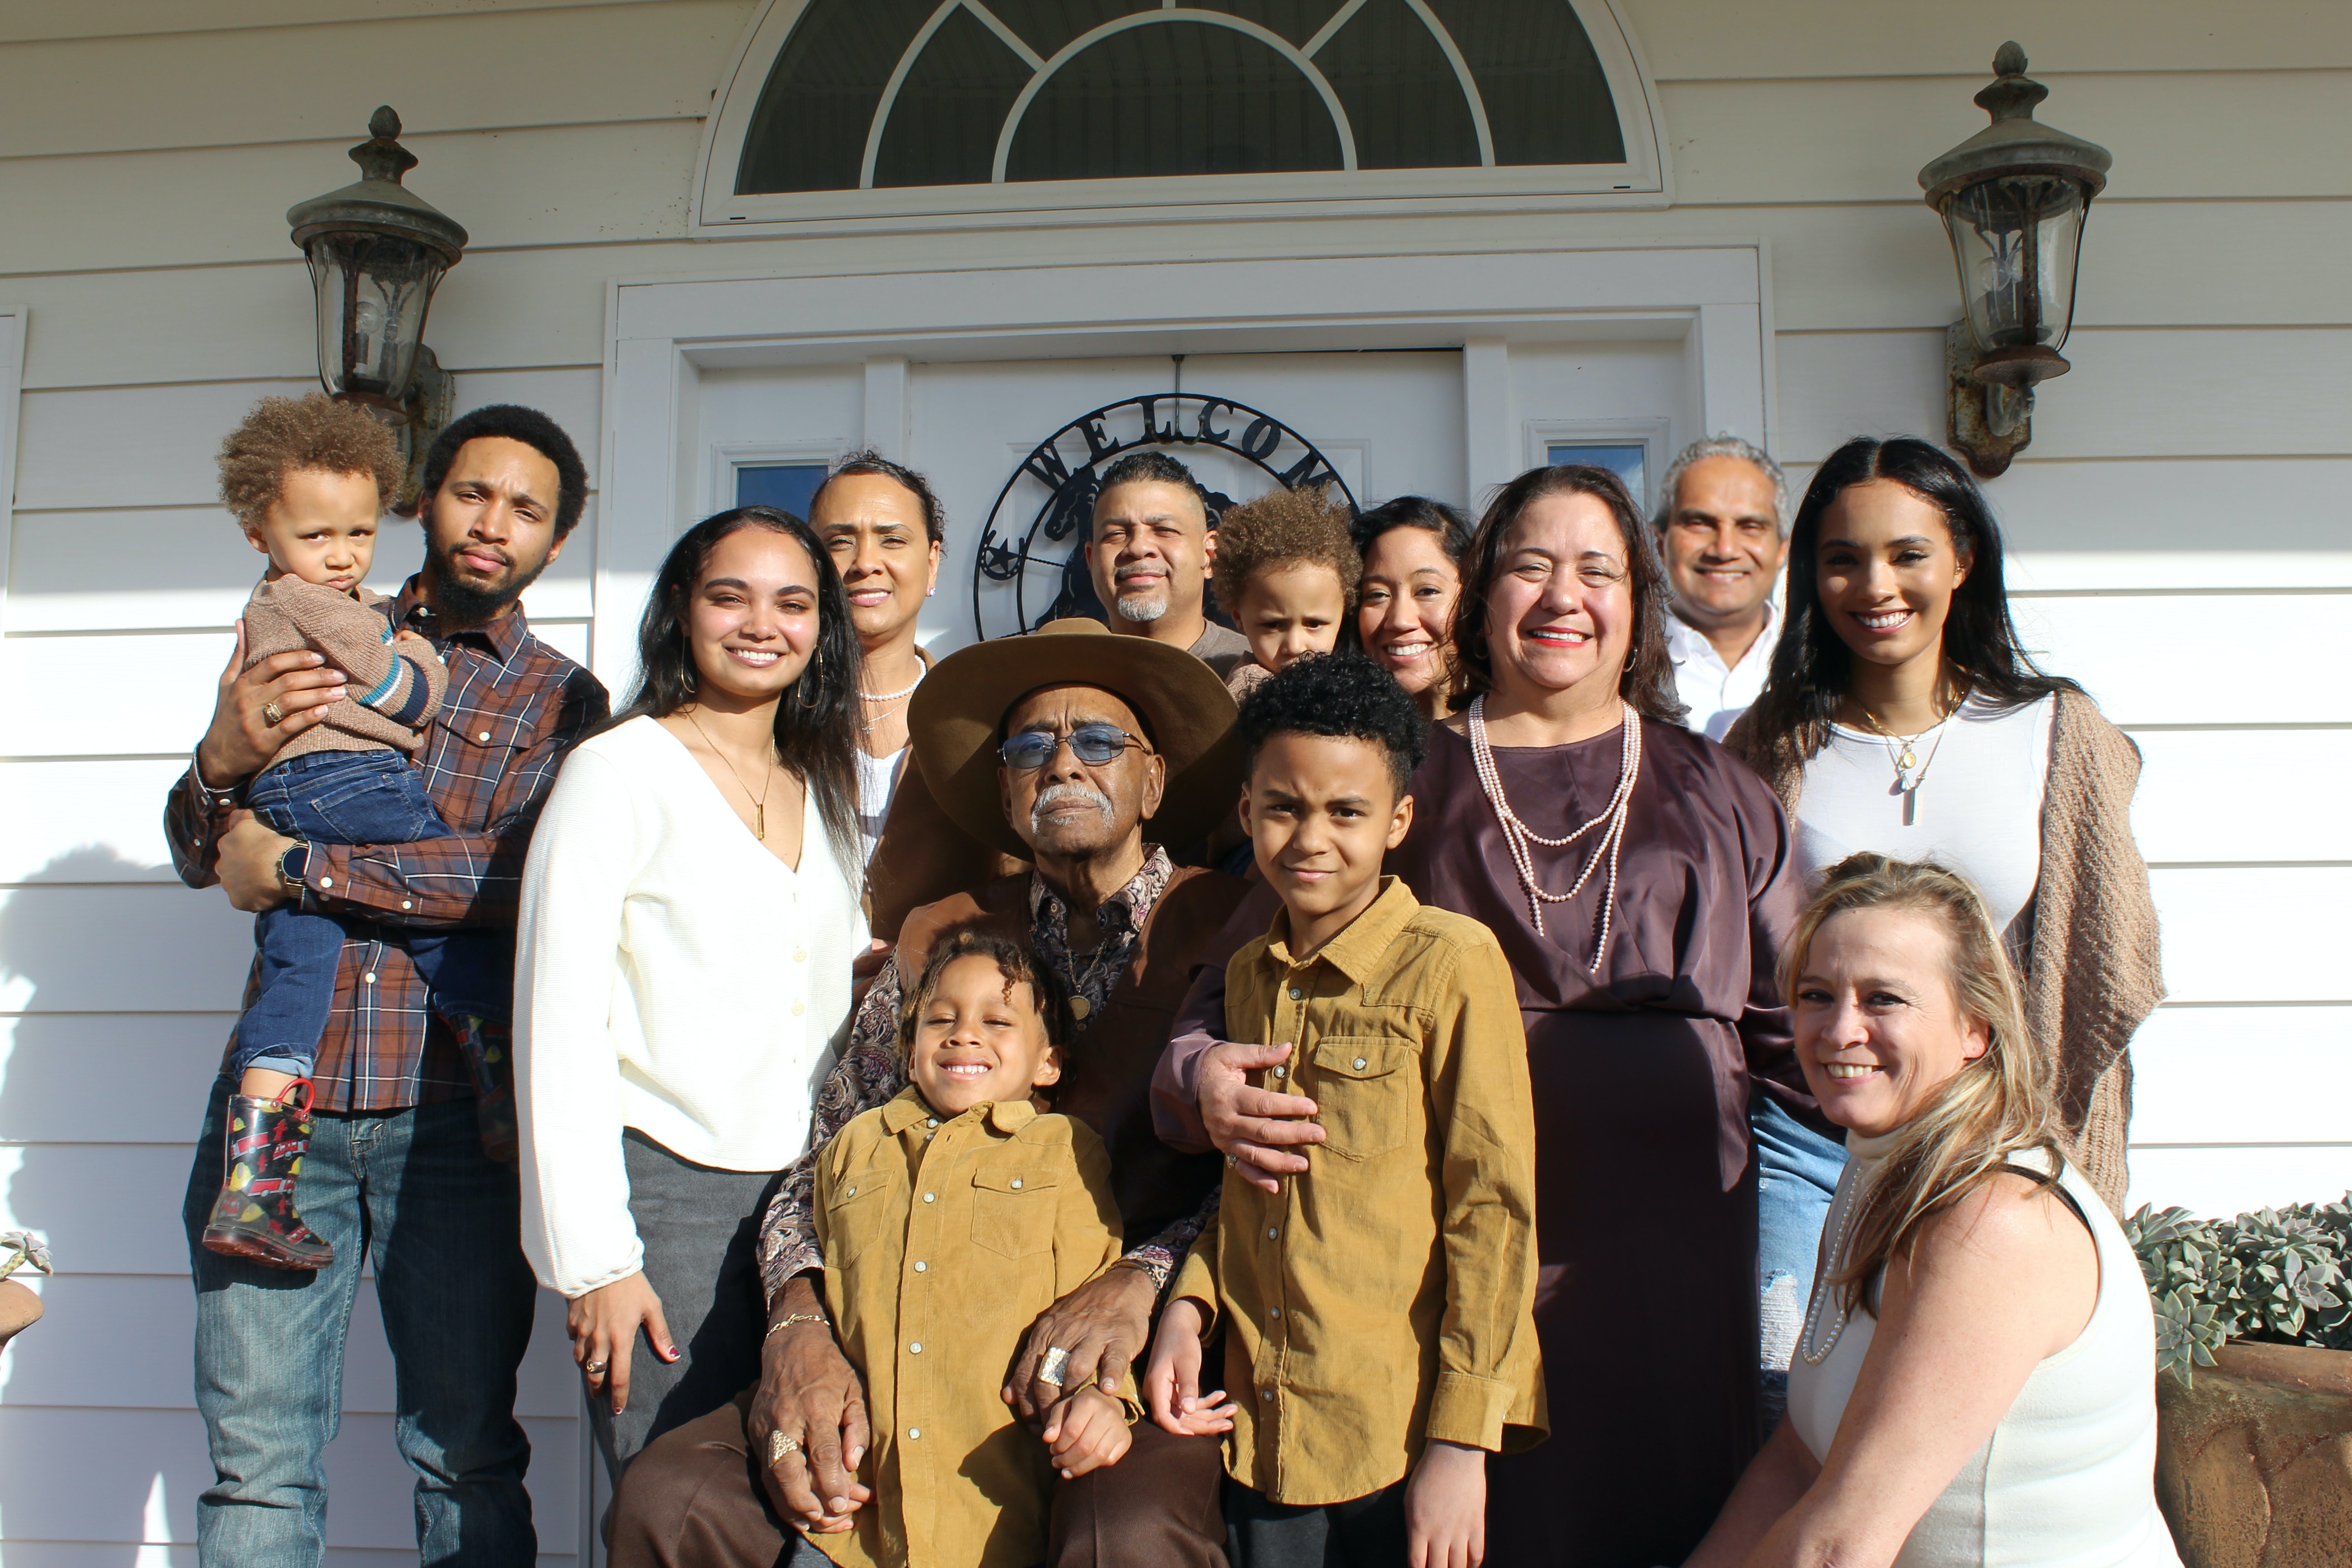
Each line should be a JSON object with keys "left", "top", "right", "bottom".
{"left": 689, "top": 340, "right": 1691, "bottom": 654}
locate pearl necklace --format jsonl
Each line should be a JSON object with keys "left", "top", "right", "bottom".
{"left": 1465, "top": 696, "right": 1641, "bottom": 972}
{"left": 858, "top": 667, "right": 925, "bottom": 736}
{"left": 1798, "top": 1169, "right": 1865, "bottom": 1365}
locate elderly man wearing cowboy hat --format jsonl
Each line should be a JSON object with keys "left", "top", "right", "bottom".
{"left": 608, "top": 618, "right": 1257, "bottom": 1568}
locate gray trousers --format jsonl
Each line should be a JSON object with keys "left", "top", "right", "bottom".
{"left": 590, "top": 1129, "right": 779, "bottom": 1481}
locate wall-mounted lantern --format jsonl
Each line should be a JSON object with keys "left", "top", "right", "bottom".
{"left": 287, "top": 107, "right": 468, "bottom": 510}
{"left": 1918, "top": 44, "right": 2111, "bottom": 479}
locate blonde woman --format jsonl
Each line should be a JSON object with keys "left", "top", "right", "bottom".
{"left": 1686, "top": 854, "right": 2179, "bottom": 1568}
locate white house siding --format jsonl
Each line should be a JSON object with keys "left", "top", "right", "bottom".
{"left": 0, "top": 1, "right": 2344, "bottom": 1561}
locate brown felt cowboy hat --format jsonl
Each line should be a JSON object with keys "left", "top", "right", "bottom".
{"left": 908, "top": 618, "right": 1243, "bottom": 862}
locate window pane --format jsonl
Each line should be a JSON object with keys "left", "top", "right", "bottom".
{"left": 1422, "top": 0, "right": 1623, "bottom": 165}
{"left": 1316, "top": 0, "right": 1481, "bottom": 169}
{"left": 736, "top": 0, "right": 1630, "bottom": 193}
{"left": 874, "top": 8, "right": 1034, "bottom": 188}
{"left": 1007, "top": 21, "right": 1345, "bottom": 181}
{"left": 736, "top": 464, "right": 829, "bottom": 518}
{"left": 737, "top": 0, "right": 934, "bottom": 194}
{"left": 1548, "top": 443, "right": 1646, "bottom": 506}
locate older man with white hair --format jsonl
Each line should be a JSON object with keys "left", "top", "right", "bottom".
{"left": 1654, "top": 435, "right": 1790, "bottom": 739}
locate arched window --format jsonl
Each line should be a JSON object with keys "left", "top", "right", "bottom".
{"left": 696, "top": 0, "right": 1666, "bottom": 229}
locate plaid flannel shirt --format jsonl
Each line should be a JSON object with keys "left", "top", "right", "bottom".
{"left": 167, "top": 577, "right": 609, "bottom": 1113}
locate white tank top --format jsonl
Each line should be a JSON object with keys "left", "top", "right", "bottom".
{"left": 1787, "top": 1135, "right": 2182, "bottom": 1566}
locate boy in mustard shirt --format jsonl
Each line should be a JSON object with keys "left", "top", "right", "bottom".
{"left": 1145, "top": 652, "right": 1546, "bottom": 1567}
{"left": 804, "top": 930, "right": 1135, "bottom": 1568}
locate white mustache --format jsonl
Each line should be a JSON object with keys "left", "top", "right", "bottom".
{"left": 1030, "top": 782, "right": 1113, "bottom": 834}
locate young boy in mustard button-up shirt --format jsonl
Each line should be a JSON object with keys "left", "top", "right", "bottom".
{"left": 1146, "top": 652, "right": 1546, "bottom": 1567}
{"left": 802, "top": 930, "right": 1137, "bottom": 1568}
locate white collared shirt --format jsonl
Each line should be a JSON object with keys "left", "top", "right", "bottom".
{"left": 1666, "top": 599, "right": 1777, "bottom": 741}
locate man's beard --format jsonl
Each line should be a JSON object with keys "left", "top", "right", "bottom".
{"left": 431, "top": 536, "right": 551, "bottom": 626}
{"left": 1112, "top": 588, "right": 1169, "bottom": 624}
{"left": 1029, "top": 782, "right": 1116, "bottom": 840}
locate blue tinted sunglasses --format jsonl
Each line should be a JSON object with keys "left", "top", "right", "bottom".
{"left": 998, "top": 724, "right": 1151, "bottom": 771}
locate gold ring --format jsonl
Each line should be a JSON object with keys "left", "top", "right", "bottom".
{"left": 262, "top": 701, "right": 286, "bottom": 727}
{"left": 583, "top": 1359, "right": 606, "bottom": 1375}
{"left": 767, "top": 1430, "right": 802, "bottom": 1465}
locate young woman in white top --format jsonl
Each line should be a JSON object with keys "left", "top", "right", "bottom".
{"left": 1687, "top": 854, "right": 2180, "bottom": 1567}
{"left": 808, "top": 451, "right": 942, "bottom": 866}
{"left": 1351, "top": 495, "right": 1471, "bottom": 721}
{"left": 516, "top": 505, "right": 867, "bottom": 1475}
{"left": 1726, "top": 436, "right": 2161, "bottom": 1426}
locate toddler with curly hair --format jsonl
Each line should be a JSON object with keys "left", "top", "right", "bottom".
{"left": 1207, "top": 483, "right": 1360, "bottom": 700}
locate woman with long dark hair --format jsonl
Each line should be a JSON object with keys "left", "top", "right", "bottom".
{"left": 1352, "top": 495, "right": 1472, "bottom": 718}
{"left": 1726, "top": 437, "right": 2160, "bottom": 1215}
{"left": 515, "top": 506, "right": 867, "bottom": 1478}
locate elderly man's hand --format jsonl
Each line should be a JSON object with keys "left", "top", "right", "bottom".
{"left": 748, "top": 1279, "right": 873, "bottom": 1533}
{"left": 1003, "top": 1261, "right": 1156, "bottom": 1423}
{"left": 1200, "top": 1040, "right": 1325, "bottom": 1194}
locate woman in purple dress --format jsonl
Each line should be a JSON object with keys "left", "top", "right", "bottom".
{"left": 1404, "top": 465, "right": 1806, "bottom": 1563}
{"left": 1157, "top": 464, "right": 1808, "bottom": 1565}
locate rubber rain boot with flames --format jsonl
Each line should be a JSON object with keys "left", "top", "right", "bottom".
{"left": 201, "top": 1080, "right": 333, "bottom": 1271}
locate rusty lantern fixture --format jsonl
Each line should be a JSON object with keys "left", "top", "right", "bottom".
{"left": 287, "top": 107, "right": 468, "bottom": 509}
{"left": 1918, "top": 44, "right": 2111, "bottom": 478}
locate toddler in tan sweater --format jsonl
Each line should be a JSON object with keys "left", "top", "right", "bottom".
{"left": 197, "top": 395, "right": 508, "bottom": 1273}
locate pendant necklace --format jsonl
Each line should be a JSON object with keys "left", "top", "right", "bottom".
{"left": 1466, "top": 696, "right": 1641, "bottom": 972}
{"left": 685, "top": 710, "right": 778, "bottom": 841}
{"left": 1856, "top": 691, "right": 1964, "bottom": 827}
{"left": 1062, "top": 932, "right": 1117, "bottom": 1022}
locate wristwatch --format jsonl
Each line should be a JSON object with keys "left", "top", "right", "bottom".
{"left": 277, "top": 843, "right": 311, "bottom": 901}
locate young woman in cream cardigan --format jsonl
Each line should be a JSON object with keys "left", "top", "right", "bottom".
{"left": 516, "top": 505, "right": 867, "bottom": 1477}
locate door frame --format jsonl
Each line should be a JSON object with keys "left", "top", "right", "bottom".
{"left": 595, "top": 241, "right": 1774, "bottom": 691}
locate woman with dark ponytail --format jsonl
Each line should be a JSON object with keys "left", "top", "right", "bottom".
{"left": 514, "top": 506, "right": 869, "bottom": 1480}
{"left": 1726, "top": 437, "right": 2161, "bottom": 1428}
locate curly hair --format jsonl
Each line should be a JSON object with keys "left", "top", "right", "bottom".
{"left": 1238, "top": 650, "right": 1429, "bottom": 795}
{"left": 217, "top": 393, "right": 403, "bottom": 530}
{"left": 418, "top": 403, "right": 589, "bottom": 536}
{"left": 897, "top": 927, "right": 1072, "bottom": 1060}
{"left": 1210, "top": 483, "right": 1362, "bottom": 621}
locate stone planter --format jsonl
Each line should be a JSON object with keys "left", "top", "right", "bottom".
{"left": 0, "top": 1278, "right": 40, "bottom": 1348}
{"left": 2156, "top": 1340, "right": 2352, "bottom": 1568}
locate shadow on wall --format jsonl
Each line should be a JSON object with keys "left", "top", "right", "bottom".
{"left": 0, "top": 843, "right": 241, "bottom": 1553}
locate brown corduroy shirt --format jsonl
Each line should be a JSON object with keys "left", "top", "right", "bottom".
{"left": 1173, "top": 878, "right": 1548, "bottom": 1506}
{"left": 810, "top": 1088, "right": 1136, "bottom": 1568}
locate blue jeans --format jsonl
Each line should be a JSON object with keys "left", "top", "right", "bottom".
{"left": 182, "top": 1077, "right": 538, "bottom": 1566}
{"left": 1754, "top": 1096, "right": 1846, "bottom": 1431}
{"left": 235, "top": 750, "right": 507, "bottom": 1075}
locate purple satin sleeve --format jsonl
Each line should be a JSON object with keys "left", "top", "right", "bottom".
{"left": 1150, "top": 877, "right": 1279, "bottom": 1153}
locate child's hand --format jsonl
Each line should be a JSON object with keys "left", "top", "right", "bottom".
{"left": 1405, "top": 1440, "right": 1487, "bottom": 1568}
{"left": 1040, "top": 1387, "right": 1131, "bottom": 1478}
{"left": 1143, "top": 1298, "right": 1238, "bottom": 1437}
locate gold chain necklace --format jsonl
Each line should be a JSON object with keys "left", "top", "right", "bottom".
{"left": 684, "top": 710, "right": 778, "bottom": 841}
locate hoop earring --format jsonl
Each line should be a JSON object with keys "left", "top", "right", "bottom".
{"left": 798, "top": 647, "right": 823, "bottom": 710}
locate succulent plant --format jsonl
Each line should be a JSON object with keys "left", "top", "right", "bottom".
{"left": 2126, "top": 1195, "right": 2351, "bottom": 1385}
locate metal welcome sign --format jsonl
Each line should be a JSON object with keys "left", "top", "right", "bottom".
{"left": 972, "top": 392, "right": 1355, "bottom": 640}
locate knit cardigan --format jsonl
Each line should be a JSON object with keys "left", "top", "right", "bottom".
{"left": 1726, "top": 689, "right": 2164, "bottom": 1214}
